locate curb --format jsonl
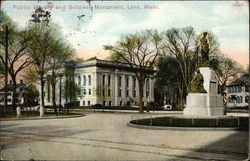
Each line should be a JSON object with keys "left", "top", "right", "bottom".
{"left": 127, "top": 122, "right": 240, "bottom": 131}
{"left": 0, "top": 114, "right": 85, "bottom": 121}
{"left": 83, "top": 109, "right": 183, "bottom": 114}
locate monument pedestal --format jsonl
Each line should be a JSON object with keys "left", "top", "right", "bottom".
{"left": 183, "top": 93, "right": 224, "bottom": 116}
{"left": 183, "top": 67, "right": 225, "bottom": 116}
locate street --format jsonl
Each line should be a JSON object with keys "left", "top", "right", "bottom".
{"left": 0, "top": 112, "right": 248, "bottom": 160}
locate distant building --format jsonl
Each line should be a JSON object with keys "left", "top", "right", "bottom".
{"left": 0, "top": 80, "right": 27, "bottom": 106}
{"left": 43, "top": 58, "right": 155, "bottom": 107}
{"left": 226, "top": 82, "right": 249, "bottom": 108}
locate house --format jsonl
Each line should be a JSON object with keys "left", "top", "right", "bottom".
{"left": 44, "top": 58, "right": 155, "bottom": 107}
{"left": 0, "top": 80, "right": 27, "bottom": 106}
{"left": 226, "top": 82, "right": 249, "bottom": 108}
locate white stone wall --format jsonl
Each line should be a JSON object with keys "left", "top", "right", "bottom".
{"left": 43, "top": 60, "right": 155, "bottom": 107}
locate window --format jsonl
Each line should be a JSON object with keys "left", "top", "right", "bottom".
{"left": 133, "top": 77, "right": 136, "bottom": 97}
{"left": 120, "top": 101, "right": 123, "bottom": 106}
{"left": 228, "top": 87, "right": 231, "bottom": 93}
{"left": 88, "top": 75, "right": 91, "bottom": 86}
{"left": 118, "top": 76, "right": 122, "bottom": 87}
{"left": 47, "top": 80, "right": 50, "bottom": 102}
{"left": 103, "top": 101, "right": 106, "bottom": 106}
{"left": 88, "top": 101, "right": 91, "bottom": 106}
{"left": 126, "top": 89, "right": 129, "bottom": 97}
{"left": 146, "top": 79, "right": 149, "bottom": 98}
{"left": 109, "top": 101, "right": 112, "bottom": 106}
{"left": 83, "top": 75, "right": 86, "bottom": 86}
{"left": 83, "top": 89, "right": 86, "bottom": 95}
{"left": 83, "top": 101, "right": 85, "bottom": 106}
{"left": 133, "top": 90, "right": 136, "bottom": 97}
{"left": 119, "top": 89, "right": 122, "bottom": 97}
{"left": 103, "top": 75, "right": 106, "bottom": 86}
{"left": 108, "top": 75, "right": 111, "bottom": 87}
{"left": 103, "top": 89, "right": 105, "bottom": 96}
{"left": 108, "top": 89, "right": 111, "bottom": 96}
{"left": 89, "top": 89, "right": 91, "bottom": 95}
{"left": 127, "top": 101, "right": 130, "bottom": 106}
{"left": 126, "top": 76, "right": 129, "bottom": 88}
{"left": 78, "top": 76, "right": 81, "bottom": 86}
{"left": 240, "top": 96, "right": 243, "bottom": 103}
{"left": 133, "top": 77, "right": 136, "bottom": 88}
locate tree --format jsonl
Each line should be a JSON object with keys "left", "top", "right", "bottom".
{"left": 213, "top": 55, "right": 244, "bottom": 103}
{"left": 46, "top": 39, "right": 74, "bottom": 113}
{"left": 22, "top": 84, "right": 39, "bottom": 106}
{"left": 160, "top": 27, "right": 221, "bottom": 108}
{"left": 22, "top": 64, "right": 39, "bottom": 86}
{"left": 161, "top": 27, "right": 198, "bottom": 95}
{"left": 62, "top": 79, "right": 81, "bottom": 103}
{"left": 104, "top": 30, "right": 161, "bottom": 113}
{"left": 155, "top": 56, "right": 184, "bottom": 109}
{"left": 75, "top": 57, "right": 85, "bottom": 62}
{"left": 0, "top": 62, "right": 4, "bottom": 88}
{"left": 0, "top": 10, "right": 32, "bottom": 110}
{"left": 26, "top": 7, "right": 53, "bottom": 116}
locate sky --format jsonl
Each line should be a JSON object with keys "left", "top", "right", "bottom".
{"left": 1, "top": 0, "right": 249, "bottom": 69}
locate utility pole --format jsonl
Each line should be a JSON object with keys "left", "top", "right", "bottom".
{"left": 4, "top": 25, "right": 8, "bottom": 114}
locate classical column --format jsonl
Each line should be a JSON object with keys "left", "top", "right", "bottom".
{"left": 122, "top": 74, "right": 125, "bottom": 98}
{"left": 150, "top": 77, "right": 154, "bottom": 101}
{"left": 129, "top": 75, "right": 133, "bottom": 100}
{"left": 114, "top": 70, "right": 118, "bottom": 106}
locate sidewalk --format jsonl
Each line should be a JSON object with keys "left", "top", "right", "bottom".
{"left": 81, "top": 109, "right": 183, "bottom": 114}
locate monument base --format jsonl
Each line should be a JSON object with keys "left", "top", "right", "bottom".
{"left": 183, "top": 93, "right": 225, "bottom": 116}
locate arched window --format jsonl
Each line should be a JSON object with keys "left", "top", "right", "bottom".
{"left": 83, "top": 75, "right": 86, "bottom": 86}
{"left": 88, "top": 75, "right": 91, "bottom": 86}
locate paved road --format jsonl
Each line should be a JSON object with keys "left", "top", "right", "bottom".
{"left": 0, "top": 112, "right": 248, "bottom": 160}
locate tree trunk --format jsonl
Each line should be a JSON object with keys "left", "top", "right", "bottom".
{"left": 12, "top": 79, "right": 17, "bottom": 111}
{"left": 40, "top": 74, "right": 45, "bottom": 117}
{"left": 51, "top": 80, "right": 57, "bottom": 114}
{"left": 138, "top": 80, "right": 145, "bottom": 113}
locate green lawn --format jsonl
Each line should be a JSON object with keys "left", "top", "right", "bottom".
{"left": 130, "top": 116, "right": 249, "bottom": 130}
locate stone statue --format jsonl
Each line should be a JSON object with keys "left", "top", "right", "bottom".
{"left": 200, "top": 32, "right": 209, "bottom": 66}
{"left": 190, "top": 70, "right": 207, "bottom": 93}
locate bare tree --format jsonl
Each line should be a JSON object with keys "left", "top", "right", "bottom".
{"left": 161, "top": 27, "right": 198, "bottom": 107}
{"left": 160, "top": 27, "right": 221, "bottom": 108}
{"left": 0, "top": 10, "right": 32, "bottom": 110}
{"left": 214, "top": 55, "right": 243, "bottom": 104}
{"left": 104, "top": 30, "right": 161, "bottom": 113}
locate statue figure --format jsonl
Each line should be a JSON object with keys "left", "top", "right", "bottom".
{"left": 190, "top": 70, "right": 207, "bottom": 93}
{"left": 200, "top": 32, "right": 209, "bottom": 66}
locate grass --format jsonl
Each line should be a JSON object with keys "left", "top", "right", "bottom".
{"left": 130, "top": 116, "right": 249, "bottom": 130}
